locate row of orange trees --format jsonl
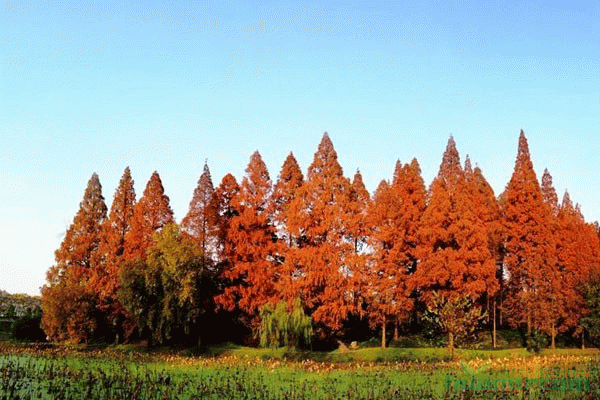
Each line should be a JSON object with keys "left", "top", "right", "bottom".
{"left": 41, "top": 131, "right": 600, "bottom": 350}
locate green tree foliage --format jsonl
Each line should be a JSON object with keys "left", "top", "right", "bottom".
{"left": 581, "top": 271, "right": 600, "bottom": 344}
{"left": 11, "top": 306, "right": 46, "bottom": 342}
{"left": 423, "top": 291, "right": 486, "bottom": 355}
{"left": 259, "top": 298, "right": 313, "bottom": 350}
{"left": 119, "top": 224, "right": 209, "bottom": 348}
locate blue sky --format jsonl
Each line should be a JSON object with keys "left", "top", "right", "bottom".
{"left": 1, "top": 0, "right": 599, "bottom": 296}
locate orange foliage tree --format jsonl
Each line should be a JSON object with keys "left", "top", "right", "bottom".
{"left": 214, "top": 152, "right": 278, "bottom": 330}
{"left": 42, "top": 173, "right": 107, "bottom": 343}
{"left": 123, "top": 171, "right": 174, "bottom": 261}
{"left": 209, "top": 173, "right": 240, "bottom": 272}
{"left": 414, "top": 137, "right": 498, "bottom": 350}
{"left": 464, "top": 157, "right": 503, "bottom": 346}
{"left": 554, "top": 191, "right": 600, "bottom": 347}
{"left": 366, "top": 159, "right": 426, "bottom": 347}
{"left": 270, "top": 153, "right": 304, "bottom": 302}
{"left": 181, "top": 162, "right": 215, "bottom": 263}
{"left": 90, "top": 167, "right": 137, "bottom": 343}
{"left": 286, "top": 133, "right": 359, "bottom": 338}
{"left": 501, "top": 130, "right": 557, "bottom": 338}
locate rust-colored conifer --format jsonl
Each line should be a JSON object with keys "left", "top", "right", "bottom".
{"left": 124, "top": 171, "right": 174, "bottom": 261}
{"left": 215, "top": 152, "right": 277, "bottom": 329}
{"left": 91, "top": 167, "right": 137, "bottom": 342}
{"left": 42, "top": 173, "right": 107, "bottom": 343}
{"left": 181, "top": 162, "right": 215, "bottom": 261}
{"left": 415, "top": 137, "right": 497, "bottom": 351}
{"left": 502, "top": 131, "right": 557, "bottom": 336}
{"left": 286, "top": 133, "right": 358, "bottom": 336}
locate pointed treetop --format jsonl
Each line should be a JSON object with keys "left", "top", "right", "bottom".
{"left": 242, "top": 151, "right": 271, "bottom": 199}
{"left": 541, "top": 168, "right": 559, "bottom": 217}
{"left": 307, "top": 132, "right": 343, "bottom": 180}
{"left": 139, "top": 171, "right": 174, "bottom": 230}
{"left": 105, "top": 166, "right": 136, "bottom": 230}
{"left": 239, "top": 151, "right": 272, "bottom": 210}
{"left": 277, "top": 152, "right": 303, "bottom": 183}
{"left": 392, "top": 159, "right": 403, "bottom": 186}
{"left": 273, "top": 152, "right": 304, "bottom": 199}
{"left": 373, "top": 179, "right": 390, "bottom": 202}
{"left": 352, "top": 169, "right": 370, "bottom": 203}
{"left": 353, "top": 168, "right": 362, "bottom": 182}
{"left": 561, "top": 190, "right": 572, "bottom": 211}
{"left": 507, "top": 129, "right": 540, "bottom": 193}
{"left": 517, "top": 129, "right": 530, "bottom": 160}
{"left": 181, "top": 160, "right": 215, "bottom": 240}
{"left": 52, "top": 173, "right": 107, "bottom": 281}
{"left": 80, "top": 173, "right": 107, "bottom": 217}
{"left": 409, "top": 158, "right": 422, "bottom": 175}
{"left": 437, "top": 135, "right": 463, "bottom": 185}
{"left": 464, "top": 155, "right": 473, "bottom": 176}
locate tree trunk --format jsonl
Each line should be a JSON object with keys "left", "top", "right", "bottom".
{"left": 492, "top": 298, "right": 497, "bottom": 349}
{"left": 527, "top": 312, "right": 531, "bottom": 335}
{"left": 499, "top": 295, "right": 503, "bottom": 326}
{"left": 448, "top": 331, "right": 454, "bottom": 357}
{"left": 381, "top": 322, "right": 386, "bottom": 349}
{"left": 393, "top": 320, "right": 399, "bottom": 342}
{"left": 551, "top": 323, "right": 556, "bottom": 349}
{"left": 582, "top": 330, "right": 585, "bottom": 350}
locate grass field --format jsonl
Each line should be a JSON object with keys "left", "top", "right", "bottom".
{"left": 1, "top": 342, "right": 600, "bottom": 399}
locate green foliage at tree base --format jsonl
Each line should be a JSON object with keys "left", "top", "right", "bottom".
{"left": 259, "top": 298, "right": 313, "bottom": 350}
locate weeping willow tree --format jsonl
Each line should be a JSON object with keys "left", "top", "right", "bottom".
{"left": 259, "top": 298, "right": 313, "bottom": 350}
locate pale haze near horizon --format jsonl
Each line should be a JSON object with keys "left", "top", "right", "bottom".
{"left": 1, "top": 0, "right": 599, "bottom": 296}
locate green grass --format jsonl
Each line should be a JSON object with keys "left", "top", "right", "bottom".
{"left": 2, "top": 340, "right": 600, "bottom": 399}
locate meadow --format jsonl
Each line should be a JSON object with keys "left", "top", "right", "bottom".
{"left": 1, "top": 342, "right": 600, "bottom": 399}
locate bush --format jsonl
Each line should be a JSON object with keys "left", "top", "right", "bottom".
{"left": 259, "top": 298, "right": 313, "bottom": 350}
{"left": 526, "top": 329, "right": 548, "bottom": 353}
{"left": 11, "top": 310, "right": 46, "bottom": 342}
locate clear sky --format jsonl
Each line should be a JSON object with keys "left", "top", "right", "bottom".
{"left": 1, "top": 0, "right": 599, "bottom": 296}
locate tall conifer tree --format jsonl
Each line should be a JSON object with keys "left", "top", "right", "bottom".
{"left": 210, "top": 173, "right": 240, "bottom": 270}
{"left": 181, "top": 162, "right": 215, "bottom": 261}
{"left": 215, "top": 152, "right": 278, "bottom": 329}
{"left": 42, "top": 173, "right": 107, "bottom": 343}
{"left": 415, "top": 137, "right": 497, "bottom": 350}
{"left": 287, "top": 133, "right": 358, "bottom": 336}
{"left": 124, "top": 171, "right": 174, "bottom": 261}
{"left": 92, "top": 167, "right": 136, "bottom": 342}
{"left": 502, "top": 130, "right": 557, "bottom": 335}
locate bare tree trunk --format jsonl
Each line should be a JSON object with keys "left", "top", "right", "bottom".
{"left": 381, "top": 322, "right": 386, "bottom": 349}
{"left": 393, "top": 319, "right": 399, "bottom": 342}
{"left": 499, "top": 295, "right": 503, "bottom": 326}
{"left": 492, "top": 298, "right": 497, "bottom": 349}
{"left": 551, "top": 323, "right": 556, "bottom": 349}
{"left": 582, "top": 330, "right": 585, "bottom": 350}
{"left": 527, "top": 312, "right": 531, "bottom": 335}
{"left": 448, "top": 331, "right": 454, "bottom": 358}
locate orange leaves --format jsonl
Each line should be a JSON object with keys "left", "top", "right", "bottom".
{"left": 42, "top": 130, "right": 600, "bottom": 347}
{"left": 42, "top": 173, "right": 107, "bottom": 343}
{"left": 124, "top": 171, "right": 174, "bottom": 261}
{"left": 181, "top": 162, "right": 215, "bottom": 260}
{"left": 415, "top": 138, "right": 497, "bottom": 306}
{"left": 214, "top": 151, "right": 278, "bottom": 329}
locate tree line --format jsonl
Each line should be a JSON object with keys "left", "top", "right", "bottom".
{"left": 41, "top": 131, "right": 600, "bottom": 351}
